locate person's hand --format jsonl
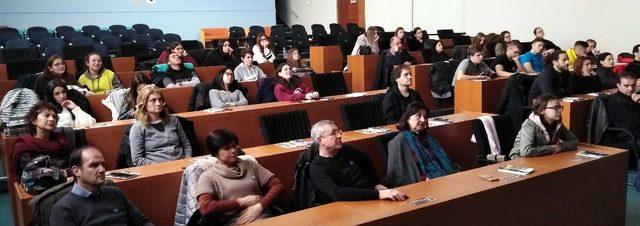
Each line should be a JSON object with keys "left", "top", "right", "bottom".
{"left": 85, "top": 91, "right": 95, "bottom": 96}
{"left": 551, "top": 144, "right": 562, "bottom": 154}
{"left": 61, "top": 100, "right": 77, "bottom": 110}
{"left": 236, "top": 203, "right": 263, "bottom": 225}
{"left": 237, "top": 195, "right": 261, "bottom": 207}
{"left": 312, "top": 92, "right": 320, "bottom": 99}
{"left": 374, "top": 184, "right": 388, "bottom": 190}
{"left": 228, "top": 102, "right": 236, "bottom": 107}
{"left": 632, "top": 93, "right": 640, "bottom": 103}
{"left": 403, "top": 61, "right": 412, "bottom": 66}
{"left": 378, "top": 189, "right": 408, "bottom": 201}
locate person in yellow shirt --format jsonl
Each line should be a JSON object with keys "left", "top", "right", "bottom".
{"left": 566, "top": 41, "right": 588, "bottom": 70}
{"left": 77, "top": 52, "right": 122, "bottom": 94}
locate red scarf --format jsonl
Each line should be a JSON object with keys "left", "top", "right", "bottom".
{"left": 11, "top": 132, "right": 72, "bottom": 176}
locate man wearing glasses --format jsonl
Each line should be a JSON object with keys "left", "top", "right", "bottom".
{"left": 492, "top": 41, "right": 523, "bottom": 77}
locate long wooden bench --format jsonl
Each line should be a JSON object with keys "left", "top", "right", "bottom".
{"left": 10, "top": 111, "right": 488, "bottom": 226}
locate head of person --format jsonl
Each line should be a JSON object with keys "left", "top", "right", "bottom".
{"left": 256, "top": 33, "right": 270, "bottom": 49}
{"left": 166, "top": 42, "right": 186, "bottom": 58}
{"left": 500, "top": 31, "right": 511, "bottom": 43}
{"left": 533, "top": 27, "right": 545, "bottom": 39}
{"left": 573, "top": 56, "right": 594, "bottom": 76}
{"left": 505, "top": 41, "right": 522, "bottom": 58}
{"left": 472, "top": 32, "right": 486, "bottom": 47}
{"left": 275, "top": 63, "right": 301, "bottom": 90}
{"left": 128, "top": 72, "right": 151, "bottom": 106}
{"left": 390, "top": 37, "right": 402, "bottom": 53}
{"left": 617, "top": 72, "right": 637, "bottom": 96}
{"left": 598, "top": 52, "right": 614, "bottom": 68}
{"left": 43, "top": 79, "right": 68, "bottom": 111}
{"left": 434, "top": 41, "right": 444, "bottom": 53}
{"left": 241, "top": 49, "right": 254, "bottom": 66}
{"left": 214, "top": 68, "right": 239, "bottom": 92}
{"left": 311, "top": 120, "right": 342, "bottom": 151}
{"left": 531, "top": 38, "right": 545, "bottom": 54}
{"left": 467, "top": 45, "right": 484, "bottom": 64}
{"left": 393, "top": 64, "right": 412, "bottom": 87}
{"left": 395, "top": 27, "right": 405, "bottom": 39}
{"left": 366, "top": 26, "right": 380, "bottom": 43}
{"left": 167, "top": 52, "right": 183, "bottom": 68}
{"left": 413, "top": 27, "right": 424, "bottom": 40}
{"left": 133, "top": 84, "right": 169, "bottom": 125}
{"left": 217, "top": 39, "right": 234, "bottom": 55}
{"left": 544, "top": 50, "right": 569, "bottom": 71}
{"left": 586, "top": 39, "right": 597, "bottom": 54}
{"left": 573, "top": 41, "right": 588, "bottom": 57}
{"left": 633, "top": 44, "right": 640, "bottom": 60}
{"left": 25, "top": 102, "right": 59, "bottom": 136}
{"left": 69, "top": 146, "right": 106, "bottom": 189}
{"left": 286, "top": 48, "right": 306, "bottom": 67}
{"left": 206, "top": 129, "right": 240, "bottom": 166}
{"left": 43, "top": 55, "right": 68, "bottom": 78}
{"left": 532, "top": 94, "right": 563, "bottom": 123}
{"left": 396, "top": 102, "right": 430, "bottom": 133}
{"left": 84, "top": 52, "right": 103, "bottom": 74}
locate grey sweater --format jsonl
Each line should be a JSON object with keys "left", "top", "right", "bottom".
{"left": 208, "top": 89, "right": 248, "bottom": 109}
{"left": 129, "top": 115, "right": 193, "bottom": 166}
{"left": 509, "top": 113, "right": 578, "bottom": 159}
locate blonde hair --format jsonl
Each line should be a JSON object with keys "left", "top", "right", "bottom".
{"left": 133, "top": 84, "right": 169, "bottom": 126}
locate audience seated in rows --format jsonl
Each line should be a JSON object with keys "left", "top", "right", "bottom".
{"left": 286, "top": 48, "right": 314, "bottom": 77}
{"left": 252, "top": 33, "right": 275, "bottom": 64}
{"left": 308, "top": 120, "right": 408, "bottom": 205}
{"left": 51, "top": 147, "right": 154, "bottom": 226}
{"left": 33, "top": 55, "right": 77, "bottom": 99}
{"left": 209, "top": 68, "right": 248, "bottom": 109}
{"left": 386, "top": 102, "right": 457, "bottom": 188}
{"left": 195, "top": 129, "right": 284, "bottom": 225}
{"left": 274, "top": 63, "right": 319, "bottom": 101}
{"left": 491, "top": 40, "right": 522, "bottom": 77}
{"left": 152, "top": 52, "right": 200, "bottom": 88}
{"left": 234, "top": 49, "right": 267, "bottom": 82}
{"left": 596, "top": 52, "right": 617, "bottom": 89}
{"left": 156, "top": 42, "right": 198, "bottom": 67}
{"left": 528, "top": 51, "right": 571, "bottom": 103}
{"left": 77, "top": 52, "right": 122, "bottom": 94}
{"left": 43, "top": 79, "right": 96, "bottom": 128}
{"left": 382, "top": 65, "right": 424, "bottom": 124}
{"left": 569, "top": 56, "right": 602, "bottom": 95}
{"left": 373, "top": 36, "right": 416, "bottom": 89}
{"left": 519, "top": 38, "right": 545, "bottom": 75}
{"left": 129, "top": 85, "right": 192, "bottom": 166}
{"left": 454, "top": 45, "right": 495, "bottom": 81}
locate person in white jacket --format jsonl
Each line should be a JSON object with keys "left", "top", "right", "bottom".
{"left": 252, "top": 33, "right": 275, "bottom": 64}
{"left": 43, "top": 79, "right": 96, "bottom": 128}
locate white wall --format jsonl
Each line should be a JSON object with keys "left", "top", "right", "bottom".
{"left": 367, "top": 0, "right": 640, "bottom": 55}
{"left": 278, "top": 0, "right": 336, "bottom": 31}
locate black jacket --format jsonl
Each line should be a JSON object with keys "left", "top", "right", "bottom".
{"left": 430, "top": 59, "right": 461, "bottom": 97}
{"left": 528, "top": 66, "right": 571, "bottom": 104}
{"left": 188, "top": 81, "right": 214, "bottom": 111}
{"left": 257, "top": 77, "right": 277, "bottom": 103}
{"left": 497, "top": 73, "right": 536, "bottom": 132}
{"left": 596, "top": 66, "right": 618, "bottom": 89}
{"left": 382, "top": 86, "right": 423, "bottom": 124}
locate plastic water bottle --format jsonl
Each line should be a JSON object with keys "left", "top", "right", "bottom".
{"left": 283, "top": 47, "right": 288, "bottom": 59}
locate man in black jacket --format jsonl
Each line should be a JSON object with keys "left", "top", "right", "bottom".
{"left": 528, "top": 51, "right": 570, "bottom": 103}
{"left": 606, "top": 72, "right": 640, "bottom": 141}
{"left": 373, "top": 37, "right": 416, "bottom": 89}
{"left": 382, "top": 65, "right": 424, "bottom": 124}
{"left": 624, "top": 44, "right": 640, "bottom": 77}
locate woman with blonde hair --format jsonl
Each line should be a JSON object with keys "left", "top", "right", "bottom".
{"left": 129, "top": 85, "right": 192, "bottom": 166}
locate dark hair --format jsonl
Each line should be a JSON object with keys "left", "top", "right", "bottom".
{"left": 467, "top": 45, "right": 483, "bottom": 56}
{"left": 574, "top": 41, "right": 588, "bottom": 48}
{"left": 25, "top": 102, "right": 59, "bottom": 135}
{"left": 586, "top": 39, "right": 597, "bottom": 46}
{"left": 633, "top": 44, "right": 640, "bottom": 54}
{"left": 216, "top": 39, "right": 236, "bottom": 58}
{"left": 126, "top": 72, "right": 151, "bottom": 108}
{"left": 617, "top": 71, "right": 637, "bottom": 84}
{"left": 213, "top": 68, "right": 240, "bottom": 92}
{"left": 392, "top": 64, "right": 410, "bottom": 80}
{"left": 506, "top": 40, "right": 521, "bottom": 49}
{"left": 43, "top": 79, "right": 68, "bottom": 113}
{"left": 83, "top": 52, "right": 104, "bottom": 73}
{"left": 241, "top": 49, "right": 254, "bottom": 58}
{"left": 573, "top": 56, "right": 592, "bottom": 75}
{"left": 598, "top": 52, "right": 612, "bottom": 62}
{"left": 43, "top": 55, "right": 72, "bottom": 80}
{"left": 396, "top": 102, "right": 430, "bottom": 132}
{"left": 395, "top": 27, "right": 404, "bottom": 36}
{"left": 531, "top": 38, "right": 545, "bottom": 45}
{"left": 532, "top": 94, "right": 558, "bottom": 116}
{"left": 69, "top": 146, "right": 100, "bottom": 168}
{"left": 255, "top": 33, "right": 271, "bottom": 56}
{"left": 163, "top": 42, "right": 183, "bottom": 62}
{"left": 206, "top": 129, "right": 239, "bottom": 157}
{"left": 472, "top": 32, "right": 486, "bottom": 47}
{"left": 412, "top": 27, "right": 422, "bottom": 33}
{"left": 500, "top": 31, "right": 510, "bottom": 39}
{"left": 533, "top": 27, "right": 542, "bottom": 35}
{"left": 543, "top": 50, "right": 566, "bottom": 67}
{"left": 275, "top": 63, "right": 302, "bottom": 90}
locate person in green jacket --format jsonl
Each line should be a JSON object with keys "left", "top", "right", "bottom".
{"left": 509, "top": 94, "right": 578, "bottom": 159}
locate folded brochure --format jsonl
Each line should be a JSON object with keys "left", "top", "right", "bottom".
{"left": 497, "top": 165, "right": 534, "bottom": 176}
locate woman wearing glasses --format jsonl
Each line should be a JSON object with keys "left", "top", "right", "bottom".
{"left": 129, "top": 85, "right": 192, "bottom": 166}
{"left": 252, "top": 33, "right": 275, "bottom": 64}
{"left": 509, "top": 94, "right": 577, "bottom": 159}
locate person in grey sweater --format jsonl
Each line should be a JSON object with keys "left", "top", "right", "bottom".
{"left": 209, "top": 68, "right": 248, "bottom": 109}
{"left": 509, "top": 94, "right": 578, "bottom": 159}
{"left": 129, "top": 85, "right": 192, "bottom": 166}
{"left": 234, "top": 49, "right": 267, "bottom": 82}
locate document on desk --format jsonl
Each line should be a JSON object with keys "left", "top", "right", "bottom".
{"left": 276, "top": 139, "right": 313, "bottom": 149}
{"left": 561, "top": 97, "right": 582, "bottom": 102}
{"left": 345, "top": 92, "right": 367, "bottom": 97}
{"left": 357, "top": 127, "right": 391, "bottom": 134}
{"left": 497, "top": 165, "right": 534, "bottom": 176}
{"left": 575, "top": 150, "right": 609, "bottom": 159}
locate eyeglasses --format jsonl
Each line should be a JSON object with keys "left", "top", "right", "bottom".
{"left": 545, "top": 105, "right": 564, "bottom": 111}
{"left": 260, "top": 38, "right": 268, "bottom": 41}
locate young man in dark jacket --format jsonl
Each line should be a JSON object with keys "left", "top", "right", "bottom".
{"left": 528, "top": 51, "right": 571, "bottom": 103}
{"left": 382, "top": 65, "right": 423, "bottom": 124}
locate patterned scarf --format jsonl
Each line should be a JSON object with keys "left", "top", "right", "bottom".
{"left": 402, "top": 131, "right": 457, "bottom": 179}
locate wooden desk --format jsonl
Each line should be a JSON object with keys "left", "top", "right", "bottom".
{"left": 454, "top": 76, "right": 509, "bottom": 113}
{"left": 111, "top": 57, "right": 136, "bottom": 73}
{"left": 310, "top": 46, "right": 343, "bottom": 73}
{"left": 11, "top": 111, "right": 487, "bottom": 226}
{"left": 117, "top": 70, "right": 151, "bottom": 88}
{"left": 256, "top": 143, "right": 627, "bottom": 225}
{"left": 194, "top": 65, "right": 225, "bottom": 83}
{"left": 346, "top": 55, "right": 378, "bottom": 92}
{"left": 409, "top": 51, "right": 425, "bottom": 64}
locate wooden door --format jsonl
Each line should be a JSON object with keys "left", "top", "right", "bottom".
{"left": 337, "top": 0, "right": 365, "bottom": 28}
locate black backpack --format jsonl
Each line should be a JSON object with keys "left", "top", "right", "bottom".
{"left": 289, "top": 144, "right": 319, "bottom": 211}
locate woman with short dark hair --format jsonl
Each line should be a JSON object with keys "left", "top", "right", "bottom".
{"left": 196, "top": 129, "right": 284, "bottom": 225}
{"left": 596, "top": 52, "right": 617, "bottom": 89}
